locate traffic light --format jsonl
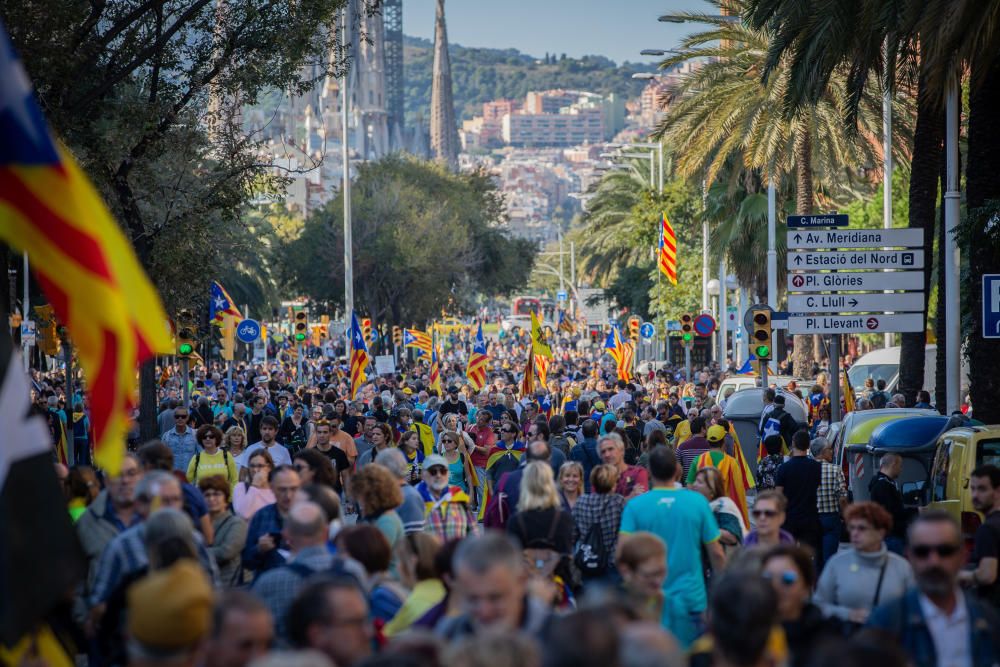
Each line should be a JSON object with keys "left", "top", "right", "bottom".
{"left": 293, "top": 309, "right": 308, "bottom": 343}
{"left": 628, "top": 316, "right": 640, "bottom": 342}
{"left": 680, "top": 313, "right": 694, "bottom": 345}
{"left": 751, "top": 309, "right": 772, "bottom": 362}
{"left": 361, "top": 318, "right": 372, "bottom": 345}
{"left": 176, "top": 309, "right": 198, "bottom": 358}
{"left": 220, "top": 315, "right": 235, "bottom": 361}
{"left": 34, "top": 305, "right": 61, "bottom": 357}
{"left": 392, "top": 325, "right": 402, "bottom": 347}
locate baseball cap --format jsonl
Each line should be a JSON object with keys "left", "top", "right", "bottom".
{"left": 707, "top": 425, "right": 727, "bottom": 443}
{"left": 424, "top": 454, "right": 449, "bottom": 470}
{"left": 447, "top": 385, "right": 459, "bottom": 393}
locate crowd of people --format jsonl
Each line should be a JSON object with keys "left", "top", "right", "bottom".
{"left": 31, "top": 324, "right": 1000, "bottom": 667}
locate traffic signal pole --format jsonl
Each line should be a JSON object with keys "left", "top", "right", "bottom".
{"left": 830, "top": 335, "right": 841, "bottom": 421}
{"left": 180, "top": 357, "right": 190, "bottom": 407}
{"left": 685, "top": 342, "right": 691, "bottom": 383}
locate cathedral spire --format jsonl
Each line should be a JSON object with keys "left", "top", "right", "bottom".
{"left": 429, "top": 0, "right": 458, "bottom": 168}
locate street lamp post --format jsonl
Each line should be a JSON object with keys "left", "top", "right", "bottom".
{"left": 707, "top": 278, "right": 720, "bottom": 362}
{"left": 944, "top": 70, "right": 961, "bottom": 414}
{"left": 341, "top": 7, "right": 354, "bottom": 343}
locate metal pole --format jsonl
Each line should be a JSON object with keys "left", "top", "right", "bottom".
{"left": 830, "top": 336, "right": 841, "bottom": 421}
{"left": 297, "top": 342, "right": 304, "bottom": 385}
{"left": 767, "top": 178, "right": 777, "bottom": 375}
{"left": 702, "top": 179, "right": 709, "bottom": 312}
{"left": 657, "top": 143, "right": 664, "bottom": 195}
{"left": 685, "top": 343, "right": 691, "bottom": 383}
{"left": 760, "top": 360, "right": 768, "bottom": 390}
{"left": 944, "top": 71, "right": 961, "bottom": 414}
{"left": 558, "top": 232, "right": 565, "bottom": 294}
{"left": 342, "top": 6, "right": 354, "bottom": 352}
{"left": 181, "top": 357, "right": 190, "bottom": 407}
{"left": 719, "top": 261, "right": 728, "bottom": 368}
{"left": 22, "top": 252, "right": 29, "bottom": 371}
{"left": 648, "top": 150, "right": 655, "bottom": 190}
{"left": 570, "top": 241, "right": 577, "bottom": 317}
{"left": 882, "top": 38, "right": 894, "bottom": 348}
{"left": 64, "top": 341, "right": 74, "bottom": 464}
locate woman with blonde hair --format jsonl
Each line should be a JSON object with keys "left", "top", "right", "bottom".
{"left": 507, "top": 462, "right": 575, "bottom": 563}
{"left": 437, "top": 429, "right": 477, "bottom": 495}
{"left": 223, "top": 425, "right": 247, "bottom": 459}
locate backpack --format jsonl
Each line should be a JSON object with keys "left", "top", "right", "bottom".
{"left": 483, "top": 475, "right": 511, "bottom": 529}
{"left": 550, "top": 433, "right": 573, "bottom": 457}
{"left": 573, "top": 499, "right": 611, "bottom": 578}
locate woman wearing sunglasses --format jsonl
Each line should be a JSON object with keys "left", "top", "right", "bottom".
{"left": 744, "top": 490, "right": 795, "bottom": 547}
{"left": 814, "top": 501, "right": 914, "bottom": 628}
{"left": 761, "top": 544, "right": 840, "bottom": 667}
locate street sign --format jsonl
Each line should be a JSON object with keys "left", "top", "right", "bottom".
{"left": 787, "top": 228, "right": 924, "bottom": 250}
{"left": 983, "top": 274, "right": 1000, "bottom": 339}
{"left": 557, "top": 290, "right": 568, "bottom": 301}
{"left": 20, "top": 321, "right": 35, "bottom": 346}
{"left": 235, "top": 318, "right": 262, "bottom": 343}
{"left": 639, "top": 322, "right": 655, "bottom": 339}
{"left": 665, "top": 320, "right": 681, "bottom": 332}
{"left": 787, "top": 313, "right": 924, "bottom": 334}
{"left": 787, "top": 213, "right": 850, "bottom": 228}
{"left": 787, "top": 250, "right": 923, "bottom": 271}
{"left": 788, "top": 293, "right": 925, "bottom": 313}
{"left": 787, "top": 270, "right": 923, "bottom": 293}
{"left": 772, "top": 312, "right": 789, "bottom": 330}
{"left": 693, "top": 313, "right": 716, "bottom": 337}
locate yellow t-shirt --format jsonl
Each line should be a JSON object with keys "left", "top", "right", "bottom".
{"left": 187, "top": 449, "right": 238, "bottom": 485}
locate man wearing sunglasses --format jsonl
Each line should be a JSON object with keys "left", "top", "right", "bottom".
{"left": 868, "top": 511, "right": 1000, "bottom": 667}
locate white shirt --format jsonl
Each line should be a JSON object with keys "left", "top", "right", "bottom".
{"left": 608, "top": 390, "right": 632, "bottom": 411}
{"left": 237, "top": 441, "right": 292, "bottom": 468}
{"left": 918, "top": 590, "right": 972, "bottom": 667}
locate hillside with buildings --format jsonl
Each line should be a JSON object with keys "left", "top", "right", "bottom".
{"left": 403, "top": 35, "right": 651, "bottom": 122}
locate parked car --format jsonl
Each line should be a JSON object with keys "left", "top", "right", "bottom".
{"left": 717, "top": 375, "right": 808, "bottom": 406}
{"left": 926, "top": 424, "right": 1000, "bottom": 546}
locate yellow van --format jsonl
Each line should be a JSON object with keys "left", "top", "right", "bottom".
{"left": 926, "top": 425, "right": 1000, "bottom": 540}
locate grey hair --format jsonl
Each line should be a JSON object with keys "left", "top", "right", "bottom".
{"left": 375, "top": 447, "right": 408, "bottom": 479}
{"left": 453, "top": 532, "right": 523, "bottom": 576}
{"left": 598, "top": 431, "right": 625, "bottom": 450}
{"left": 133, "top": 470, "right": 180, "bottom": 503}
{"left": 809, "top": 437, "right": 831, "bottom": 458}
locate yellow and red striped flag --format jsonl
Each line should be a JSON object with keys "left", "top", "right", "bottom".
{"left": 659, "top": 213, "right": 677, "bottom": 285}
{"left": 535, "top": 354, "right": 550, "bottom": 388}
{"left": 349, "top": 312, "right": 370, "bottom": 399}
{"left": 466, "top": 323, "right": 488, "bottom": 391}
{"left": 403, "top": 328, "right": 433, "bottom": 358}
{"left": 429, "top": 344, "right": 442, "bottom": 394}
{"left": 520, "top": 353, "right": 535, "bottom": 397}
{"left": 0, "top": 28, "right": 171, "bottom": 476}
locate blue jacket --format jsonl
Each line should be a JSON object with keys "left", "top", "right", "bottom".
{"left": 867, "top": 588, "right": 1000, "bottom": 667}
{"left": 242, "top": 504, "right": 288, "bottom": 579}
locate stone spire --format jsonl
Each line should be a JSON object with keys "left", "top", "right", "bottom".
{"left": 429, "top": 0, "right": 458, "bottom": 168}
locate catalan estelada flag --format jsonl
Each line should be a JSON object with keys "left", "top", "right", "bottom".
{"left": 659, "top": 213, "right": 677, "bottom": 285}
{"left": 520, "top": 353, "right": 535, "bottom": 397}
{"left": 0, "top": 23, "right": 171, "bottom": 477}
{"left": 558, "top": 310, "right": 575, "bottom": 334}
{"left": 211, "top": 280, "right": 243, "bottom": 326}
{"left": 604, "top": 326, "right": 633, "bottom": 381}
{"left": 403, "top": 328, "right": 432, "bottom": 358}
{"left": 535, "top": 353, "right": 550, "bottom": 388}
{"left": 466, "top": 323, "right": 488, "bottom": 391}
{"left": 350, "top": 312, "right": 370, "bottom": 399}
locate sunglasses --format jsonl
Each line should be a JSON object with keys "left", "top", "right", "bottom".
{"left": 501, "top": 429, "right": 516, "bottom": 434}
{"left": 762, "top": 570, "right": 799, "bottom": 586}
{"left": 427, "top": 467, "right": 448, "bottom": 476}
{"left": 752, "top": 509, "right": 780, "bottom": 519}
{"left": 174, "top": 414, "right": 188, "bottom": 419}
{"left": 911, "top": 543, "right": 961, "bottom": 559}
{"left": 440, "top": 438, "right": 454, "bottom": 444}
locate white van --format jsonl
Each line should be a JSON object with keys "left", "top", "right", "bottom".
{"left": 846, "top": 344, "right": 969, "bottom": 399}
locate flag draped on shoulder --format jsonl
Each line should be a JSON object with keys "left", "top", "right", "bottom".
{"left": 466, "top": 323, "right": 488, "bottom": 391}
{"left": 403, "top": 328, "right": 433, "bottom": 358}
{"left": 350, "top": 312, "right": 370, "bottom": 399}
{"left": 659, "top": 213, "right": 677, "bottom": 285}
{"left": 0, "top": 23, "right": 171, "bottom": 476}
{"left": 210, "top": 280, "right": 243, "bottom": 326}
{"left": 530, "top": 312, "right": 552, "bottom": 359}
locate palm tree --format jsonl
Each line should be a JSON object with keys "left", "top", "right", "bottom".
{"left": 653, "top": 0, "right": 905, "bottom": 377}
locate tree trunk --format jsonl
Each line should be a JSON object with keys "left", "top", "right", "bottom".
{"left": 791, "top": 123, "right": 815, "bottom": 378}
{"left": 965, "top": 54, "right": 1000, "bottom": 422}
{"left": 899, "top": 58, "right": 945, "bottom": 407}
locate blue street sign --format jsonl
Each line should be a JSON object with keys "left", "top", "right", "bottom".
{"left": 983, "top": 275, "right": 1000, "bottom": 339}
{"left": 787, "top": 213, "right": 849, "bottom": 228}
{"left": 236, "top": 318, "right": 262, "bottom": 343}
{"left": 639, "top": 322, "right": 655, "bottom": 339}
{"left": 557, "top": 290, "right": 568, "bottom": 301}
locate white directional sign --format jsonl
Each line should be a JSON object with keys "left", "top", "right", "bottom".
{"left": 788, "top": 292, "right": 925, "bottom": 313}
{"left": 788, "top": 313, "right": 924, "bottom": 334}
{"left": 787, "top": 270, "right": 923, "bottom": 293}
{"left": 787, "top": 228, "right": 924, "bottom": 250}
{"left": 788, "top": 249, "right": 923, "bottom": 271}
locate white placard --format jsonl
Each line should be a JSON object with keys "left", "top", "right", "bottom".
{"left": 374, "top": 354, "right": 396, "bottom": 376}
{"left": 788, "top": 250, "right": 924, "bottom": 271}
{"left": 787, "top": 271, "right": 923, "bottom": 293}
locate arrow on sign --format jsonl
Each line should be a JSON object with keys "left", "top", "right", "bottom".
{"left": 849, "top": 298, "right": 858, "bottom": 308}
{"left": 866, "top": 317, "right": 879, "bottom": 330}
{"left": 794, "top": 255, "right": 803, "bottom": 265}
{"left": 793, "top": 233, "right": 802, "bottom": 243}
{"left": 792, "top": 275, "right": 805, "bottom": 288}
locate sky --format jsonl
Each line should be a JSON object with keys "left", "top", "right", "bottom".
{"left": 402, "top": 0, "right": 709, "bottom": 66}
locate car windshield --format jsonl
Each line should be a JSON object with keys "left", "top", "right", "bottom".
{"left": 847, "top": 363, "right": 898, "bottom": 392}
{"left": 977, "top": 439, "right": 1000, "bottom": 468}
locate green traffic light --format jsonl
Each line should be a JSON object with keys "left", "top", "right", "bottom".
{"left": 178, "top": 343, "right": 194, "bottom": 355}
{"left": 295, "top": 333, "right": 306, "bottom": 341}
{"left": 755, "top": 344, "right": 770, "bottom": 358}
{"left": 682, "top": 333, "right": 693, "bottom": 342}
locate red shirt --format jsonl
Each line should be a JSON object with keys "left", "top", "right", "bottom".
{"left": 467, "top": 424, "right": 496, "bottom": 468}
{"left": 614, "top": 465, "right": 649, "bottom": 497}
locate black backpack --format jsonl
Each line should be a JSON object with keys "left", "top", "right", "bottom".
{"left": 574, "top": 501, "right": 610, "bottom": 577}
